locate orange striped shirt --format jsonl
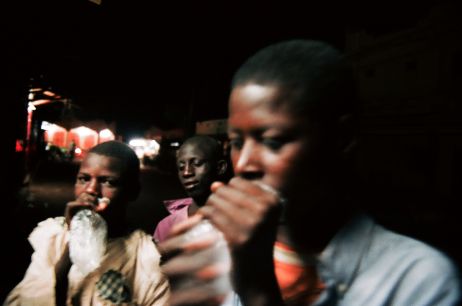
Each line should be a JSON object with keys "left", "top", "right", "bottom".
{"left": 274, "top": 241, "right": 325, "bottom": 305}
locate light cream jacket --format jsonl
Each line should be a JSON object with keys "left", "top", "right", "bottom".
{"left": 4, "top": 217, "right": 170, "bottom": 306}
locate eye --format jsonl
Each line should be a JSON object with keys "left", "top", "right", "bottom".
{"left": 76, "top": 175, "right": 90, "bottom": 184}
{"left": 193, "top": 160, "right": 204, "bottom": 167}
{"left": 100, "top": 178, "right": 120, "bottom": 187}
{"left": 262, "top": 137, "right": 285, "bottom": 151}
{"left": 229, "top": 137, "right": 243, "bottom": 150}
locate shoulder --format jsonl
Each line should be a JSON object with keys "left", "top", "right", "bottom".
{"left": 33, "top": 216, "right": 67, "bottom": 232}
{"left": 28, "top": 217, "right": 67, "bottom": 250}
{"left": 158, "top": 207, "right": 189, "bottom": 227}
{"left": 163, "top": 198, "right": 193, "bottom": 214}
{"left": 383, "top": 240, "right": 461, "bottom": 305}
{"left": 370, "top": 222, "right": 456, "bottom": 269}
{"left": 126, "top": 230, "right": 162, "bottom": 264}
{"left": 125, "top": 230, "right": 168, "bottom": 283}
{"left": 367, "top": 223, "right": 460, "bottom": 301}
{"left": 153, "top": 206, "right": 189, "bottom": 242}
{"left": 342, "top": 217, "right": 461, "bottom": 305}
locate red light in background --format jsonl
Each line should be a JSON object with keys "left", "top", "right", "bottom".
{"left": 16, "top": 139, "right": 24, "bottom": 152}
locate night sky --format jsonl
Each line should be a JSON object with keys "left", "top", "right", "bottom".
{"left": 5, "top": 0, "right": 444, "bottom": 138}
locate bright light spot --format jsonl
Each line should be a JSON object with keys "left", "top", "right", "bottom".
{"left": 99, "top": 129, "right": 115, "bottom": 143}
{"left": 16, "top": 140, "right": 24, "bottom": 152}
{"left": 30, "top": 99, "right": 52, "bottom": 106}
{"left": 27, "top": 103, "right": 36, "bottom": 112}
{"left": 171, "top": 142, "right": 180, "bottom": 147}
{"left": 75, "top": 147, "right": 82, "bottom": 154}
{"left": 128, "top": 138, "right": 160, "bottom": 160}
{"left": 73, "top": 126, "right": 96, "bottom": 136}
{"left": 41, "top": 121, "right": 53, "bottom": 130}
{"left": 99, "top": 129, "right": 113, "bottom": 138}
{"left": 129, "top": 138, "right": 147, "bottom": 147}
{"left": 43, "top": 90, "right": 55, "bottom": 97}
{"left": 41, "top": 121, "right": 64, "bottom": 132}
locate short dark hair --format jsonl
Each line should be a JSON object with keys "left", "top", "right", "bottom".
{"left": 180, "top": 135, "right": 223, "bottom": 162}
{"left": 231, "top": 39, "right": 357, "bottom": 122}
{"left": 89, "top": 140, "right": 140, "bottom": 186}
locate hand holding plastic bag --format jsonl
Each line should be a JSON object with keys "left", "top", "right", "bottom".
{"left": 160, "top": 215, "right": 232, "bottom": 306}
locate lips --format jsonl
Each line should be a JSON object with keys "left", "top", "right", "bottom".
{"left": 183, "top": 181, "right": 198, "bottom": 190}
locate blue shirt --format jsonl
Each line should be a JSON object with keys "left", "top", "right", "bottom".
{"left": 312, "top": 214, "right": 461, "bottom": 306}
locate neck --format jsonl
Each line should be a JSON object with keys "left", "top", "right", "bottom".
{"left": 283, "top": 192, "right": 356, "bottom": 256}
{"left": 276, "top": 224, "right": 293, "bottom": 246}
{"left": 193, "top": 194, "right": 209, "bottom": 206}
{"left": 187, "top": 194, "right": 209, "bottom": 216}
{"left": 290, "top": 211, "right": 354, "bottom": 257}
{"left": 187, "top": 202, "right": 200, "bottom": 216}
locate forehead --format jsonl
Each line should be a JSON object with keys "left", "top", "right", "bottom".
{"left": 80, "top": 153, "right": 124, "bottom": 175}
{"left": 228, "top": 84, "right": 303, "bottom": 131}
{"left": 178, "top": 143, "right": 213, "bottom": 160}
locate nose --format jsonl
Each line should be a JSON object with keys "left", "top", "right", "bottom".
{"left": 233, "top": 139, "right": 262, "bottom": 179}
{"left": 85, "top": 178, "right": 100, "bottom": 195}
{"left": 181, "top": 163, "right": 194, "bottom": 177}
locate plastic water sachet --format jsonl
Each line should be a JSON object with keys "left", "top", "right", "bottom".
{"left": 69, "top": 209, "right": 108, "bottom": 276}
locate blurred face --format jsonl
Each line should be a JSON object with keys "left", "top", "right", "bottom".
{"left": 177, "top": 143, "right": 218, "bottom": 199}
{"left": 228, "top": 83, "right": 315, "bottom": 196}
{"left": 75, "top": 153, "right": 128, "bottom": 211}
{"left": 229, "top": 82, "right": 353, "bottom": 250}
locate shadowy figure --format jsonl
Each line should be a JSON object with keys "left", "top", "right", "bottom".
{"left": 159, "top": 40, "right": 461, "bottom": 306}
{"left": 4, "top": 141, "right": 170, "bottom": 306}
{"left": 154, "top": 135, "right": 228, "bottom": 243}
{"left": 67, "top": 140, "right": 76, "bottom": 162}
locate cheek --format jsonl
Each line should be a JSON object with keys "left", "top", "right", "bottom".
{"left": 263, "top": 145, "right": 306, "bottom": 189}
{"left": 195, "top": 168, "right": 208, "bottom": 182}
{"left": 263, "top": 155, "right": 296, "bottom": 188}
{"left": 101, "top": 187, "right": 118, "bottom": 200}
{"left": 74, "top": 184, "right": 85, "bottom": 198}
{"left": 230, "top": 150, "right": 240, "bottom": 169}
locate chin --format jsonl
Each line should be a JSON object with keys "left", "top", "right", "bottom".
{"left": 186, "top": 189, "right": 207, "bottom": 199}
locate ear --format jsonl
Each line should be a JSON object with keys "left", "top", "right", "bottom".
{"left": 216, "top": 159, "right": 228, "bottom": 176}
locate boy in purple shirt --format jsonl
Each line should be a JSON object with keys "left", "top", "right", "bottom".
{"left": 154, "top": 136, "right": 228, "bottom": 242}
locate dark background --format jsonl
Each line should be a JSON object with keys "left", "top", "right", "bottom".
{"left": 4, "top": 0, "right": 448, "bottom": 136}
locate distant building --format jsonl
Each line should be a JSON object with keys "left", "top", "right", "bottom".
{"left": 43, "top": 121, "right": 116, "bottom": 160}
{"left": 345, "top": 3, "right": 462, "bottom": 252}
{"left": 346, "top": 3, "right": 461, "bottom": 118}
{"left": 196, "top": 119, "right": 227, "bottom": 136}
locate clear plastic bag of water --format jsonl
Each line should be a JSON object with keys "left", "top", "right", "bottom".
{"left": 180, "top": 220, "right": 232, "bottom": 297}
{"left": 69, "top": 209, "right": 107, "bottom": 276}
